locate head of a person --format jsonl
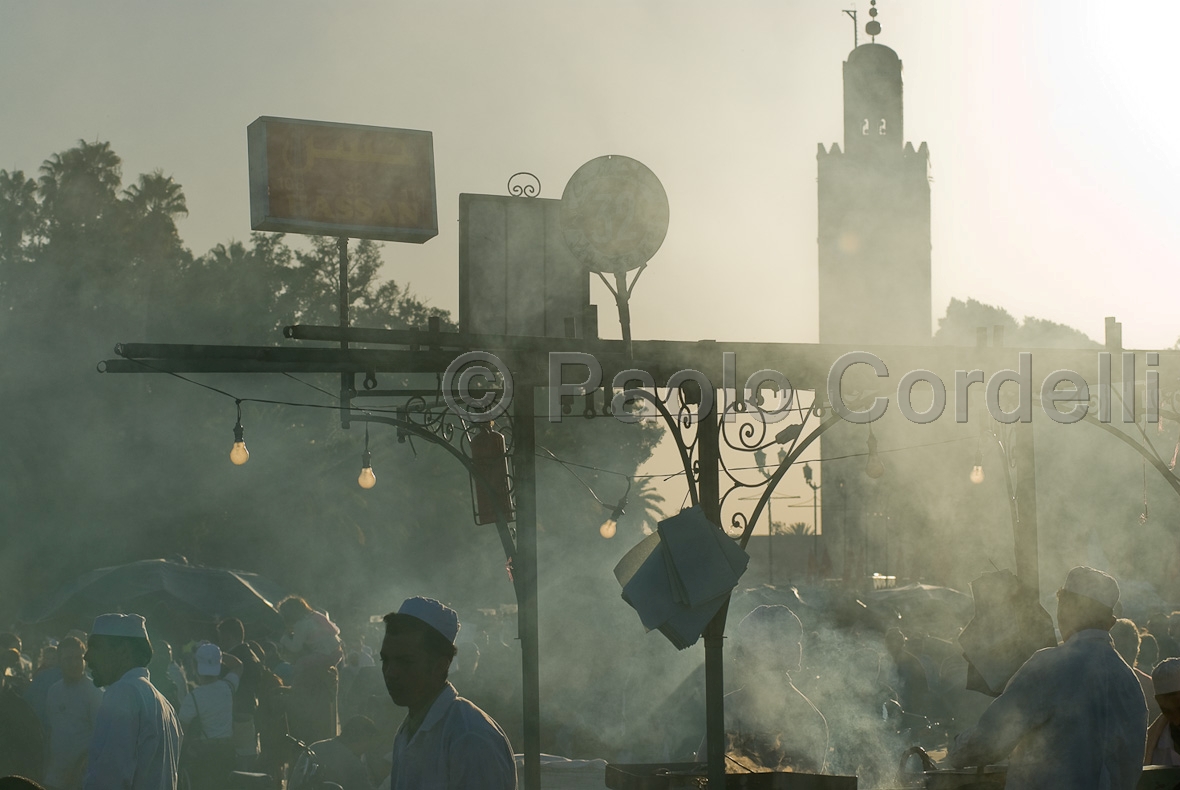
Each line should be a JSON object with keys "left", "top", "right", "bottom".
{"left": 58, "top": 636, "right": 86, "bottom": 683}
{"left": 732, "top": 605, "right": 804, "bottom": 676}
{"left": 84, "top": 614, "right": 153, "bottom": 688}
{"left": 338, "top": 714, "right": 379, "bottom": 755}
{"left": 885, "top": 628, "right": 906, "bottom": 658}
{"left": 195, "top": 642, "right": 223, "bottom": 684}
{"left": 381, "top": 597, "right": 459, "bottom": 712}
{"left": 1056, "top": 567, "right": 1119, "bottom": 640}
{"left": 278, "top": 597, "right": 312, "bottom": 628}
{"left": 1141, "top": 633, "right": 1160, "bottom": 670}
{"left": 1154, "top": 658, "right": 1180, "bottom": 726}
{"left": 1110, "top": 618, "right": 1142, "bottom": 667}
{"left": 0, "top": 633, "right": 21, "bottom": 655}
{"left": 217, "top": 617, "right": 245, "bottom": 649}
{"left": 0, "top": 648, "right": 21, "bottom": 687}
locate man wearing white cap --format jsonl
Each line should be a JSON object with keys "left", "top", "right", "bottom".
{"left": 83, "top": 613, "right": 182, "bottom": 790}
{"left": 381, "top": 597, "right": 515, "bottom": 790}
{"left": 947, "top": 566, "right": 1147, "bottom": 789}
{"left": 1146, "top": 657, "right": 1180, "bottom": 765}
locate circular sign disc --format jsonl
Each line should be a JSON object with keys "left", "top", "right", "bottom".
{"left": 559, "top": 155, "right": 670, "bottom": 274}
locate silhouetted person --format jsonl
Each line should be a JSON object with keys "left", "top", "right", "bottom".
{"left": 44, "top": 637, "right": 103, "bottom": 790}
{"left": 216, "top": 618, "right": 263, "bottom": 768}
{"left": 1111, "top": 618, "right": 1159, "bottom": 723}
{"left": 723, "top": 605, "right": 828, "bottom": 773}
{"left": 308, "top": 715, "right": 381, "bottom": 790}
{"left": 382, "top": 597, "right": 515, "bottom": 789}
{"left": 24, "top": 644, "right": 61, "bottom": 732}
{"left": 1148, "top": 614, "right": 1178, "bottom": 660}
{"left": 1140, "top": 633, "right": 1160, "bottom": 673}
{"left": 0, "top": 648, "right": 44, "bottom": 782}
{"left": 883, "top": 627, "right": 930, "bottom": 718}
{"left": 177, "top": 643, "right": 240, "bottom": 790}
{"left": 279, "top": 596, "right": 342, "bottom": 744}
{"left": 1146, "top": 658, "right": 1180, "bottom": 765}
{"left": 83, "top": 614, "right": 180, "bottom": 790}
{"left": 948, "top": 567, "right": 1146, "bottom": 789}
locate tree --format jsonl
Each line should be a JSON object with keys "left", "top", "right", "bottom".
{"left": 788, "top": 521, "right": 813, "bottom": 536}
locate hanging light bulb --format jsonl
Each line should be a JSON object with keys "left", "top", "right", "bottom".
{"left": 358, "top": 426, "right": 376, "bottom": 489}
{"left": 864, "top": 425, "right": 884, "bottom": 479}
{"left": 970, "top": 448, "right": 984, "bottom": 484}
{"left": 599, "top": 482, "right": 630, "bottom": 539}
{"left": 230, "top": 402, "right": 249, "bottom": 466}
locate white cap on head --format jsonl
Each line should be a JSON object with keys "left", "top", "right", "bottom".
{"left": 1063, "top": 566, "right": 1120, "bottom": 610}
{"left": 91, "top": 613, "right": 149, "bottom": 640}
{"left": 1155, "top": 658, "right": 1180, "bottom": 695}
{"left": 396, "top": 597, "right": 459, "bottom": 644}
{"left": 195, "top": 642, "right": 222, "bottom": 677}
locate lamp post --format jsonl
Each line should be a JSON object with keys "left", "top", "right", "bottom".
{"left": 803, "top": 462, "right": 820, "bottom": 577}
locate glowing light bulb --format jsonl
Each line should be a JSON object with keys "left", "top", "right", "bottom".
{"left": 599, "top": 519, "right": 617, "bottom": 539}
{"left": 230, "top": 409, "right": 249, "bottom": 465}
{"left": 970, "top": 465, "right": 985, "bottom": 484}
{"left": 358, "top": 448, "right": 375, "bottom": 489}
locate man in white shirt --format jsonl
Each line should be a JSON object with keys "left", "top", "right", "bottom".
{"left": 177, "top": 642, "right": 241, "bottom": 790}
{"left": 45, "top": 636, "right": 104, "bottom": 790}
{"left": 381, "top": 597, "right": 515, "bottom": 790}
{"left": 82, "top": 613, "right": 182, "bottom": 790}
{"left": 947, "top": 566, "right": 1146, "bottom": 789}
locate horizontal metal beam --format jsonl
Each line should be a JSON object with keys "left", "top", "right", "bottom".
{"left": 103, "top": 335, "right": 1180, "bottom": 392}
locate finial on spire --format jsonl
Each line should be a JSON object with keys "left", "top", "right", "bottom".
{"left": 866, "top": 0, "right": 881, "bottom": 41}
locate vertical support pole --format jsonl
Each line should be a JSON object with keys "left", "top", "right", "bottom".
{"left": 512, "top": 385, "right": 541, "bottom": 790}
{"left": 1013, "top": 421, "right": 1040, "bottom": 598}
{"left": 697, "top": 397, "right": 728, "bottom": 789}
{"left": 338, "top": 236, "right": 352, "bottom": 428}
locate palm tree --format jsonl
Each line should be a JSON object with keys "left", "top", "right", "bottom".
{"left": 123, "top": 170, "right": 187, "bottom": 222}
{"left": 37, "top": 140, "right": 123, "bottom": 231}
{"left": 788, "top": 521, "right": 813, "bottom": 536}
{"left": 0, "top": 169, "right": 39, "bottom": 259}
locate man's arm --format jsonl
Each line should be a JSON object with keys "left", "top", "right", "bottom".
{"left": 947, "top": 653, "right": 1053, "bottom": 768}
{"left": 83, "top": 685, "right": 138, "bottom": 790}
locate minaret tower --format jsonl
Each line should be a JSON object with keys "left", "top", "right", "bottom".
{"left": 817, "top": 1, "right": 931, "bottom": 345}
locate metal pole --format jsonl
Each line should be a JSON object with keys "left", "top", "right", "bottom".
{"left": 768, "top": 500, "right": 774, "bottom": 586}
{"left": 512, "top": 386, "right": 541, "bottom": 790}
{"left": 337, "top": 236, "right": 352, "bottom": 428}
{"left": 697, "top": 399, "right": 727, "bottom": 789}
{"left": 1013, "top": 421, "right": 1040, "bottom": 598}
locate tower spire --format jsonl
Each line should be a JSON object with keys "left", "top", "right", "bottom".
{"left": 866, "top": 0, "right": 881, "bottom": 42}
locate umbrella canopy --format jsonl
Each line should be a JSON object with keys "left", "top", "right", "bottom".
{"left": 868, "top": 583, "right": 975, "bottom": 638}
{"left": 19, "top": 558, "right": 289, "bottom": 640}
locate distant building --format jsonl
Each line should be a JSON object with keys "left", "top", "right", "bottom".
{"left": 817, "top": 41, "right": 931, "bottom": 345}
{"left": 816, "top": 34, "right": 933, "bottom": 586}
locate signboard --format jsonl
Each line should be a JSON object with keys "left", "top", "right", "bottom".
{"left": 459, "top": 194, "right": 589, "bottom": 338}
{"left": 247, "top": 116, "right": 437, "bottom": 243}
{"left": 559, "top": 154, "right": 669, "bottom": 273}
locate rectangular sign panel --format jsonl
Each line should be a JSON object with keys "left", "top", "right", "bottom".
{"left": 459, "top": 194, "right": 589, "bottom": 339}
{"left": 248, "top": 116, "right": 437, "bottom": 243}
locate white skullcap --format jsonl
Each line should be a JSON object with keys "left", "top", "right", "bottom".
{"left": 1154, "top": 658, "right": 1180, "bottom": 695}
{"left": 1063, "top": 566, "right": 1120, "bottom": 610}
{"left": 396, "top": 597, "right": 459, "bottom": 644}
{"left": 91, "top": 613, "right": 149, "bottom": 640}
{"left": 195, "top": 642, "right": 222, "bottom": 677}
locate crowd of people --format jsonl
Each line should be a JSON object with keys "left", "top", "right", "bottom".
{"left": 3, "top": 567, "right": 1180, "bottom": 789}
{"left": 0, "top": 595, "right": 516, "bottom": 790}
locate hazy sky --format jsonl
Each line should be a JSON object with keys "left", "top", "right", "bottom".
{"left": 4, "top": 0, "right": 1178, "bottom": 351}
